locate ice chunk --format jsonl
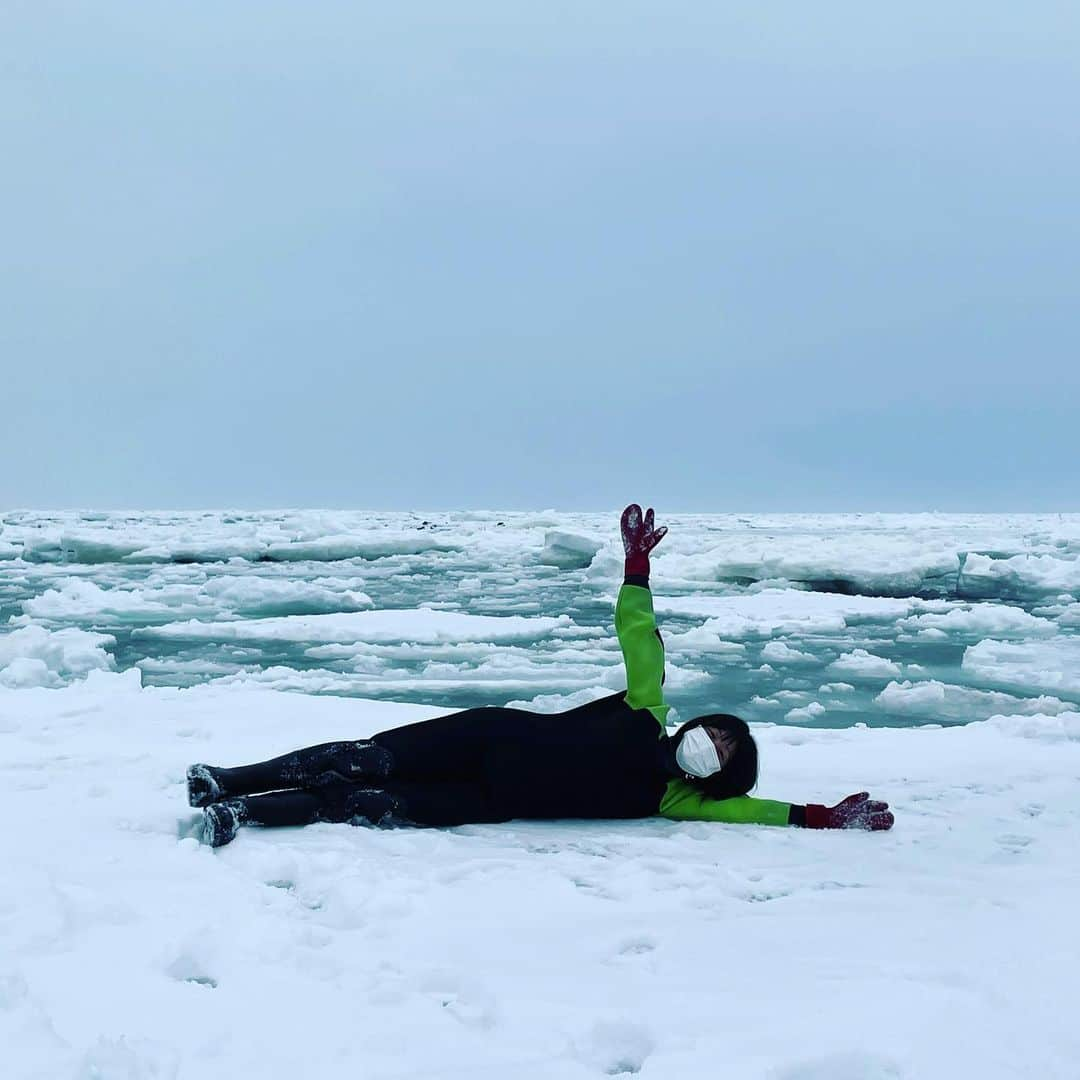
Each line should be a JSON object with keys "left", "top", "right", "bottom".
{"left": 505, "top": 686, "right": 622, "bottom": 712}
{"left": 1056, "top": 602, "right": 1080, "bottom": 627}
{"left": 201, "top": 576, "right": 373, "bottom": 616}
{"left": 662, "top": 627, "right": 747, "bottom": 654}
{"left": 136, "top": 609, "right": 571, "bottom": 645}
{"left": 21, "top": 534, "right": 144, "bottom": 564}
{"left": 20, "top": 574, "right": 369, "bottom": 626}
{"left": 21, "top": 578, "right": 203, "bottom": 623}
{"left": 659, "top": 530, "right": 964, "bottom": 596}
{"left": 989, "top": 710, "right": 1080, "bottom": 742}
{"left": 962, "top": 638, "right": 1080, "bottom": 697}
{"left": 651, "top": 516, "right": 1080, "bottom": 602}
{"left": 899, "top": 605, "right": 1057, "bottom": 638}
{"left": 653, "top": 589, "right": 916, "bottom": 639}
{"left": 761, "top": 641, "right": 818, "bottom": 664}
{"left": 785, "top": 701, "right": 826, "bottom": 723}
{"left": 0, "top": 625, "right": 116, "bottom": 687}
{"left": 136, "top": 657, "right": 249, "bottom": 678}
{"left": 876, "top": 679, "right": 1076, "bottom": 721}
{"left": 0, "top": 657, "right": 53, "bottom": 688}
{"left": 751, "top": 693, "right": 784, "bottom": 707}
{"left": 959, "top": 552, "right": 1080, "bottom": 598}
{"left": 826, "top": 649, "right": 902, "bottom": 679}
{"left": 23, "top": 527, "right": 462, "bottom": 565}
{"left": 538, "top": 531, "right": 602, "bottom": 570}
{"left": 260, "top": 533, "right": 461, "bottom": 562}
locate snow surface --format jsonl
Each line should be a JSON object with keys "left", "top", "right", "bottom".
{"left": 2, "top": 677, "right": 1078, "bottom": 1079}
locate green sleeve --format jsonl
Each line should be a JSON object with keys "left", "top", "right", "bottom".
{"left": 659, "top": 778, "right": 793, "bottom": 827}
{"left": 614, "top": 583, "right": 669, "bottom": 729}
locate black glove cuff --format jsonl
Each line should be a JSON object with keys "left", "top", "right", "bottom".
{"left": 623, "top": 573, "right": 650, "bottom": 588}
{"left": 788, "top": 804, "right": 807, "bottom": 828}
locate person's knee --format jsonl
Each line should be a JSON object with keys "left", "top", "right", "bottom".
{"left": 319, "top": 782, "right": 402, "bottom": 825}
{"left": 326, "top": 741, "right": 393, "bottom": 780}
{"left": 287, "top": 741, "right": 394, "bottom": 788}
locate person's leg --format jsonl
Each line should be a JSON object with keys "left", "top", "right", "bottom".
{"left": 382, "top": 779, "right": 506, "bottom": 827}
{"left": 202, "top": 784, "right": 401, "bottom": 847}
{"left": 191, "top": 704, "right": 534, "bottom": 809}
{"left": 187, "top": 740, "right": 393, "bottom": 807}
{"left": 203, "top": 790, "right": 325, "bottom": 847}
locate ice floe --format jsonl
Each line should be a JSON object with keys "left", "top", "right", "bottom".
{"left": 137, "top": 609, "right": 571, "bottom": 645}
{"left": 0, "top": 625, "right": 116, "bottom": 688}
{"left": 875, "top": 679, "right": 1077, "bottom": 722}
{"left": 962, "top": 638, "right": 1080, "bottom": 697}
{"left": 538, "top": 531, "right": 603, "bottom": 570}
{"left": 826, "top": 649, "right": 903, "bottom": 680}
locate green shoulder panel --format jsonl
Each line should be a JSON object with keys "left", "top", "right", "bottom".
{"left": 658, "top": 779, "right": 792, "bottom": 827}
{"left": 614, "top": 583, "right": 669, "bottom": 729}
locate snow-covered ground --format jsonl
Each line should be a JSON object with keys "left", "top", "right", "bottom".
{"left": 2, "top": 678, "right": 1078, "bottom": 1079}
{"left": 2, "top": 510, "right": 1079, "bottom": 1077}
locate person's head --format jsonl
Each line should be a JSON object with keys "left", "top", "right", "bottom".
{"left": 672, "top": 714, "right": 758, "bottom": 799}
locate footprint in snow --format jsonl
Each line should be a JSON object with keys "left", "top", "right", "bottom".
{"left": 175, "top": 814, "right": 204, "bottom": 842}
{"left": 994, "top": 833, "right": 1034, "bottom": 857}
{"left": 165, "top": 952, "right": 218, "bottom": 989}
{"left": 616, "top": 936, "right": 657, "bottom": 958}
{"left": 418, "top": 972, "right": 499, "bottom": 1030}
{"left": 570, "top": 1020, "right": 654, "bottom": 1076}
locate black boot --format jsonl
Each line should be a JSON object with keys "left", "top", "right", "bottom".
{"left": 187, "top": 764, "right": 224, "bottom": 808}
{"left": 187, "top": 741, "right": 394, "bottom": 806}
{"left": 202, "top": 799, "right": 246, "bottom": 847}
{"left": 202, "top": 790, "right": 327, "bottom": 847}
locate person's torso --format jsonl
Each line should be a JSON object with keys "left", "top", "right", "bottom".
{"left": 481, "top": 692, "right": 669, "bottom": 820}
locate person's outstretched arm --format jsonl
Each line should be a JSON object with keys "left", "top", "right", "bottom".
{"left": 660, "top": 784, "right": 894, "bottom": 830}
{"left": 660, "top": 782, "right": 793, "bottom": 826}
{"left": 615, "top": 504, "right": 669, "bottom": 729}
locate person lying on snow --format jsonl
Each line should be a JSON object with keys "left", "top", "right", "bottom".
{"left": 190, "top": 504, "right": 895, "bottom": 847}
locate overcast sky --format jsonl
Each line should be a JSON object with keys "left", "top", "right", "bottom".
{"left": 3, "top": 2, "right": 1078, "bottom": 511}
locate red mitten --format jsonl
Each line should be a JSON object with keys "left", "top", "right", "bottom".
{"left": 621, "top": 504, "right": 668, "bottom": 579}
{"left": 804, "top": 792, "right": 894, "bottom": 831}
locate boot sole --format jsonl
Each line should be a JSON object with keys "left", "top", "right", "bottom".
{"left": 187, "top": 764, "right": 223, "bottom": 808}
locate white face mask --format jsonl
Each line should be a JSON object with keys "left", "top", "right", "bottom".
{"left": 675, "top": 726, "right": 722, "bottom": 779}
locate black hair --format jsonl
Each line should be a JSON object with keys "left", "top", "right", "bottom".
{"left": 673, "top": 714, "right": 758, "bottom": 799}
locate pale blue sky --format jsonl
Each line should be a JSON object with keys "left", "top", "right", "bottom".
{"left": 3, "top": 3, "right": 1078, "bottom": 510}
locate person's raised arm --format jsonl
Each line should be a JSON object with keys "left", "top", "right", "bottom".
{"left": 615, "top": 503, "right": 669, "bottom": 728}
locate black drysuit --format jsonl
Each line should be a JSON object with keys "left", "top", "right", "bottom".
{"left": 371, "top": 692, "right": 674, "bottom": 825}
{"left": 214, "top": 692, "right": 677, "bottom": 828}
